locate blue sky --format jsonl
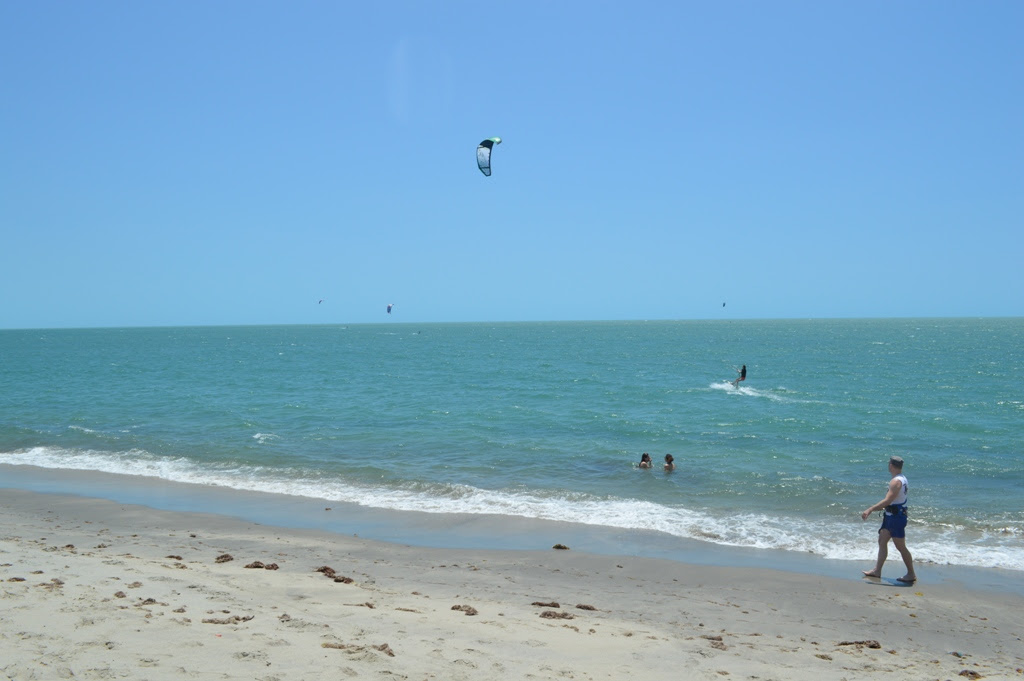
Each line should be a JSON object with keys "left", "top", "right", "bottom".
{"left": 2, "top": 2, "right": 1022, "bottom": 329}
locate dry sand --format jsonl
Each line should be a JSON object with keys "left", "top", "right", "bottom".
{"left": 2, "top": 488, "right": 1021, "bottom": 681}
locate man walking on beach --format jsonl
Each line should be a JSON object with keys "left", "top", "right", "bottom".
{"left": 861, "top": 455, "right": 917, "bottom": 584}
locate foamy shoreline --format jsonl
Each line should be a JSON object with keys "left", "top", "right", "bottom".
{"left": 2, "top": 487, "right": 1022, "bottom": 680}
{"left": 3, "top": 463, "right": 1024, "bottom": 589}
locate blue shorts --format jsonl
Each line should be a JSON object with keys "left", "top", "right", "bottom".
{"left": 880, "top": 512, "right": 907, "bottom": 539}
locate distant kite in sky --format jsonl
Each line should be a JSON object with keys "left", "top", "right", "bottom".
{"left": 477, "top": 137, "right": 502, "bottom": 176}
{"left": 722, "top": 302, "right": 726, "bottom": 307}
{"left": 387, "top": 303, "right": 394, "bottom": 314}
{"left": 319, "top": 299, "right": 324, "bottom": 304}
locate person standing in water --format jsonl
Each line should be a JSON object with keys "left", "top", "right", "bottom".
{"left": 861, "top": 455, "right": 917, "bottom": 584}
{"left": 732, "top": 365, "right": 747, "bottom": 387}
{"left": 638, "top": 453, "right": 652, "bottom": 469}
{"left": 663, "top": 454, "right": 675, "bottom": 471}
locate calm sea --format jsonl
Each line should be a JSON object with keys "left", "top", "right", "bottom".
{"left": 1, "top": 319, "right": 1021, "bottom": 571}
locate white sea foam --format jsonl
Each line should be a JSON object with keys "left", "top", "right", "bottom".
{"left": 4, "top": 446, "right": 1022, "bottom": 572}
{"left": 709, "top": 382, "right": 797, "bottom": 402}
{"left": 709, "top": 381, "right": 830, "bottom": 406}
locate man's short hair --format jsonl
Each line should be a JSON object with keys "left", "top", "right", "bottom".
{"left": 889, "top": 455, "right": 904, "bottom": 468}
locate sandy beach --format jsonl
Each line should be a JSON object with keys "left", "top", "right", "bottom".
{"left": 2, "top": 488, "right": 1021, "bottom": 681}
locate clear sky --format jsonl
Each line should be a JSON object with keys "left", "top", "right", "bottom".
{"left": 2, "top": 2, "right": 1022, "bottom": 329}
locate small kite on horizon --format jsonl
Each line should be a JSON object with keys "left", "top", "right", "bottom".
{"left": 387, "top": 303, "right": 394, "bottom": 314}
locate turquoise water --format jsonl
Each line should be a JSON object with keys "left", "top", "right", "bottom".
{"left": 1, "top": 319, "right": 1022, "bottom": 570}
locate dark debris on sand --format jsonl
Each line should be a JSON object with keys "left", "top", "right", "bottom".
{"left": 540, "top": 610, "right": 574, "bottom": 620}
{"left": 322, "top": 642, "right": 395, "bottom": 657}
{"left": 702, "top": 635, "right": 727, "bottom": 650}
{"left": 315, "top": 565, "right": 351, "bottom": 582}
{"left": 202, "top": 615, "right": 254, "bottom": 624}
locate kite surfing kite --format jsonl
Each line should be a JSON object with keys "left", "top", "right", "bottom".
{"left": 477, "top": 137, "right": 502, "bottom": 176}
{"left": 387, "top": 303, "right": 394, "bottom": 314}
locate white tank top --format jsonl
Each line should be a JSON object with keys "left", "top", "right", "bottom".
{"left": 892, "top": 474, "right": 908, "bottom": 506}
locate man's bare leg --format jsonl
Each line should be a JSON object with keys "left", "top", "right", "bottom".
{"left": 862, "top": 529, "right": 890, "bottom": 577}
{"left": 892, "top": 536, "right": 916, "bottom": 582}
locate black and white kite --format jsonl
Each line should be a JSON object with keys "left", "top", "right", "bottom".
{"left": 477, "top": 137, "right": 502, "bottom": 176}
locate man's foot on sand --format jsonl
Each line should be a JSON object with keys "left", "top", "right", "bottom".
{"left": 896, "top": 575, "right": 917, "bottom": 584}
{"left": 862, "top": 570, "right": 881, "bottom": 578}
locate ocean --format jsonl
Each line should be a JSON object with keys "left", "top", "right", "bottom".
{"left": 1, "top": 319, "right": 1022, "bottom": 572}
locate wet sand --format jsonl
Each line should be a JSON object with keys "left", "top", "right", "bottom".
{"left": 2, "top": 488, "right": 1022, "bottom": 680}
